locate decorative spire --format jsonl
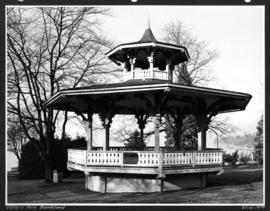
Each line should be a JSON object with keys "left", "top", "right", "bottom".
{"left": 147, "top": 14, "right": 151, "bottom": 29}
{"left": 139, "top": 15, "right": 157, "bottom": 43}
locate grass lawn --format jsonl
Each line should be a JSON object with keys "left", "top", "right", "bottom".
{"left": 7, "top": 167, "right": 263, "bottom": 204}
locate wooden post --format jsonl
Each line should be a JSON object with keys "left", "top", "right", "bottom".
{"left": 135, "top": 114, "right": 148, "bottom": 149}
{"left": 198, "top": 128, "right": 207, "bottom": 151}
{"left": 130, "top": 58, "right": 136, "bottom": 79}
{"left": 175, "top": 115, "right": 183, "bottom": 149}
{"left": 192, "top": 152, "right": 196, "bottom": 167}
{"left": 159, "top": 151, "right": 163, "bottom": 174}
{"left": 87, "top": 113, "right": 93, "bottom": 151}
{"left": 84, "top": 172, "right": 89, "bottom": 190}
{"left": 165, "top": 59, "right": 171, "bottom": 81}
{"left": 196, "top": 112, "right": 208, "bottom": 151}
{"left": 165, "top": 63, "right": 169, "bottom": 73}
{"left": 197, "top": 132, "right": 202, "bottom": 151}
{"left": 168, "top": 64, "right": 174, "bottom": 82}
{"left": 148, "top": 52, "right": 154, "bottom": 78}
{"left": 154, "top": 114, "right": 161, "bottom": 151}
{"left": 104, "top": 117, "right": 111, "bottom": 151}
{"left": 122, "top": 62, "right": 128, "bottom": 81}
{"left": 99, "top": 112, "right": 113, "bottom": 151}
{"left": 201, "top": 130, "right": 207, "bottom": 150}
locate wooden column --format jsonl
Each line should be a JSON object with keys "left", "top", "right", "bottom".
{"left": 196, "top": 113, "right": 208, "bottom": 151}
{"left": 165, "top": 59, "right": 171, "bottom": 81}
{"left": 83, "top": 114, "right": 93, "bottom": 151}
{"left": 86, "top": 113, "right": 93, "bottom": 151}
{"left": 135, "top": 114, "right": 149, "bottom": 149}
{"left": 130, "top": 58, "right": 136, "bottom": 79}
{"left": 197, "top": 128, "right": 207, "bottom": 151}
{"left": 99, "top": 113, "right": 113, "bottom": 151}
{"left": 201, "top": 130, "right": 207, "bottom": 150}
{"left": 167, "top": 63, "right": 174, "bottom": 82}
{"left": 122, "top": 62, "right": 128, "bottom": 80}
{"left": 104, "top": 116, "right": 112, "bottom": 151}
{"left": 194, "top": 99, "right": 210, "bottom": 151}
{"left": 148, "top": 52, "right": 154, "bottom": 78}
{"left": 154, "top": 114, "right": 161, "bottom": 151}
{"left": 175, "top": 115, "right": 184, "bottom": 149}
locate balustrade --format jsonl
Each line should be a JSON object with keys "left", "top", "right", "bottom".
{"left": 195, "top": 152, "right": 223, "bottom": 165}
{"left": 137, "top": 152, "right": 160, "bottom": 167}
{"left": 123, "top": 68, "right": 168, "bottom": 81}
{"left": 153, "top": 70, "right": 168, "bottom": 80}
{"left": 163, "top": 152, "right": 193, "bottom": 166}
{"left": 87, "top": 151, "right": 122, "bottom": 166}
{"left": 68, "top": 149, "right": 223, "bottom": 168}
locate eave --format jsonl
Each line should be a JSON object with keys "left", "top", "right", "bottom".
{"left": 44, "top": 82, "right": 252, "bottom": 116}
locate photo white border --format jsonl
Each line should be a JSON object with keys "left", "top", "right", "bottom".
{"left": 5, "top": 4, "right": 266, "bottom": 207}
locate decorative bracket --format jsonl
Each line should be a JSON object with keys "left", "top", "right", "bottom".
{"left": 135, "top": 113, "right": 149, "bottom": 130}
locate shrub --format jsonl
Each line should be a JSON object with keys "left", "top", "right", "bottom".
{"left": 53, "top": 136, "right": 87, "bottom": 178}
{"left": 18, "top": 140, "right": 45, "bottom": 179}
{"left": 67, "top": 136, "right": 87, "bottom": 149}
{"left": 223, "top": 149, "right": 239, "bottom": 166}
{"left": 17, "top": 136, "right": 87, "bottom": 180}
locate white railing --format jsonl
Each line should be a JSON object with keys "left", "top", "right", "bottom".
{"left": 137, "top": 152, "right": 160, "bottom": 167}
{"left": 154, "top": 70, "right": 168, "bottom": 80}
{"left": 87, "top": 151, "right": 122, "bottom": 166}
{"left": 68, "top": 149, "right": 86, "bottom": 165}
{"left": 123, "top": 68, "right": 168, "bottom": 81}
{"left": 163, "top": 152, "right": 193, "bottom": 166}
{"left": 68, "top": 150, "right": 223, "bottom": 168}
{"left": 195, "top": 152, "right": 223, "bottom": 165}
{"left": 134, "top": 69, "right": 152, "bottom": 79}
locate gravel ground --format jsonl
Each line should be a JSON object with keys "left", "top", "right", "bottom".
{"left": 7, "top": 167, "right": 263, "bottom": 204}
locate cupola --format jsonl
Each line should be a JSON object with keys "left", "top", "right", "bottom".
{"left": 106, "top": 25, "right": 190, "bottom": 82}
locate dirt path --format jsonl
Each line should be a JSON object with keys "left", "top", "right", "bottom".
{"left": 7, "top": 168, "right": 263, "bottom": 204}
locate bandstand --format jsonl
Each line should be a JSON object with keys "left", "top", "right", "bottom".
{"left": 44, "top": 26, "right": 252, "bottom": 193}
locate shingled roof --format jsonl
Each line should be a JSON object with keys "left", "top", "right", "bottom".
{"left": 138, "top": 27, "right": 158, "bottom": 42}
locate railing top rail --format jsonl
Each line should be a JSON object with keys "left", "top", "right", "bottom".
{"left": 87, "top": 150, "right": 162, "bottom": 153}
{"left": 71, "top": 149, "right": 224, "bottom": 154}
{"left": 68, "top": 148, "right": 87, "bottom": 152}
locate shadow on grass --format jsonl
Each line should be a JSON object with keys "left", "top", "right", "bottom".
{"left": 207, "top": 168, "right": 263, "bottom": 187}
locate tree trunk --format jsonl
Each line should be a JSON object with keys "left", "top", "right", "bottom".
{"left": 44, "top": 156, "right": 53, "bottom": 182}
{"left": 44, "top": 108, "right": 54, "bottom": 183}
{"left": 44, "top": 135, "right": 53, "bottom": 182}
{"left": 61, "top": 111, "right": 68, "bottom": 139}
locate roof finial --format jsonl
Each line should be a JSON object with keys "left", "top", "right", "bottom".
{"left": 147, "top": 14, "right": 151, "bottom": 29}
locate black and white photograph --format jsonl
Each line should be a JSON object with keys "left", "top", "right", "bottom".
{"left": 3, "top": 0, "right": 267, "bottom": 208}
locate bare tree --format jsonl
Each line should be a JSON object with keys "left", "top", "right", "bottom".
{"left": 163, "top": 20, "right": 219, "bottom": 86}
{"left": 162, "top": 20, "right": 236, "bottom": 146}
{"left": 7, "top": 114, "right": 30, "bottom": 161}
{"left": 7, "top": 7, "right": 112, "bottom": 182}
{"left": 208, "top": 116, "right": 238, "bottom": 139}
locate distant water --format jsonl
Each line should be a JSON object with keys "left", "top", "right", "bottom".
{"left": 7, "top": 152, "right": 18, "bottom": 171}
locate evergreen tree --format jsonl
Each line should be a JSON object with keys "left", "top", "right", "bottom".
{"left": 164, "top": 115, "right": 198, "bottom": 150}
{"left": 254, "top": 115, "right": 263, "bottom": 165}
{"left": 124, "top": 130, "right": 145, "bottom": 149}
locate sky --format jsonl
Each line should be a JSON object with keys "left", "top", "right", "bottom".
{"left": 7, "top": 5, "right": 265, "bottom": 170}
